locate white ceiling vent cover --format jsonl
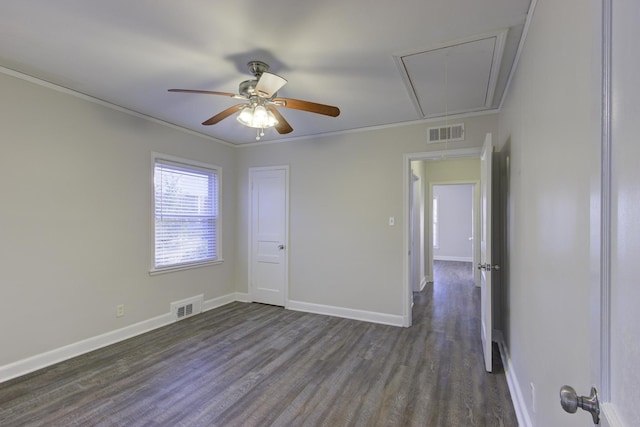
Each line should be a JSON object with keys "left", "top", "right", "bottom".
{"left": 427, "top": 123, "right": 465, "bottom": 143}
{"left": 171, "top": 294, "right": 203, "bottom": 321}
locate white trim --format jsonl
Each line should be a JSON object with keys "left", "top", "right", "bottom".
{"left": 403, "top": 148, "right": 482, "bottom": 327}
{"left": 498, "top": 0, "right": 539, "bottom": 111}
{"left": 0, "top": 64, "right": 501, "bottom": 149}
{"left": 149, "top": 259, "right": 224, "bottom": 276}
{"left": 0, "top": 312, "right": 173, "bottom": 384}
{"left": 287, "top": 300, "right": 405, "bottom": 327}
{"left": 0, "top": 65, "right": 235, "bottom": 148}
{"left": 433, "top": 256, "right": 473, "bottom": 262}
{"left": 393, "top": 29, "right": 508, "bottom": 117}
{"left": 432, "top": 193, "right": 440, "bottom": 249}
{"left": 0, "top": 293, "right": 242, "bottom": 384}
{"left": 495, "top": 332, "right": 533, "bottom": 427}
{"left": 238, "top": 109, "right": 500, "bottom": 147}
{"left": 201, "top": 293, "right": 237, "bottom": 312}
{"left": 419, "top": 277, "right": 428, "bottom": 291}
{"left": 233, "top": 292, "right": 252, "bottom": 303}
{"left": 601, "top": 403, "right": 624, "bottom": 427}
{"left": 0, "top": 293, "right": 406, "bottom": 384}
{"left": 599, "top": 0, "right": 612, "bottom": 404}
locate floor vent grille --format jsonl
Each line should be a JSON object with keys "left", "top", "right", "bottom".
{"left": 427, "top": 123, "right": 465, "bottom": 143}
{"left": 171, "top": 295, "right": 203, "bottom": 321}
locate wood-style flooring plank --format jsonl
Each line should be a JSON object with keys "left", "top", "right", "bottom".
{"left": 0, "top": 261, "right": 517, "bottom": 426}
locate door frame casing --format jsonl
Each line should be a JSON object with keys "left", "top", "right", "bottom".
{"left": 402, "top": 147, "right": 482, "bottom": 327}
{"left": 248, "top": 165, "right": 290, "bottom": 307}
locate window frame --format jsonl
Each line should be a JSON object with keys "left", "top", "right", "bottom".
{"left": 432, "top": 194, "right": 440, "bottom": 249}
{"left": 149, "top": 153, "right": 222, "bottom": 275}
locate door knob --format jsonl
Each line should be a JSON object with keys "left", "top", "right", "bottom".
{"left": 559, "top": 385, "right": 600, "bottom": 424}
{"left": 489, "top": 264, "right": 500, "bottom": 271}
{"left": 278, "top": 244, "right": 285, "bottom": 250}
{"left": 477, "top": 263, "right": 484, "bottom": 270}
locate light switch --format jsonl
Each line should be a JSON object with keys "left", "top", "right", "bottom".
{"left": 388, "top": 216, "right": 395, "bottom": 226}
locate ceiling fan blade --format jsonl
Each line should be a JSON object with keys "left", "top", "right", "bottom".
{"left": 202, "top": 104, "right": 244, "bottom": 125}
{"left": 267, "top": 106, "right": 293, "bottom": 134}
{"left": 272, "top": 97, "right": 340, "bottom": 117}
{"left": 169, "top": 89, "right": 241, "bottom": 98}
{"left": 255, "top": 72, "right": 287, "bottom": 98}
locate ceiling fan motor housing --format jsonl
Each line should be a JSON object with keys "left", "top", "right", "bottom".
{"left": 247, "top": 60, "right": 269, "bottom": 78}
{"left": 239, "top": 79, "right": 259, "bottom": 97}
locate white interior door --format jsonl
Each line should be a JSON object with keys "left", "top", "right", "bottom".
{"left": 250, "top": 167, "right": 288, "bottom": 306}
{"left": 596, "top": 1, "right": 640, "bottom": 425}
{"left": 480, "top": 133, "right": 494, "bottom": 373}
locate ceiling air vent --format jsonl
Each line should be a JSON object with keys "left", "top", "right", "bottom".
{"left": 427, "top": 123, "right": 465, "bottom": 144}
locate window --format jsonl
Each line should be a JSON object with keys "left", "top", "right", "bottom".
{"left": 433, "top": 195, "right": 439, "bottom": 248}
{"left": 153, "top": 155, "right": 220, "bottom": 272}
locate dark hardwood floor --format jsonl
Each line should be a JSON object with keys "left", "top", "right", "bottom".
{"left": 0, "top": 262, "right": 517, "bottom": 426}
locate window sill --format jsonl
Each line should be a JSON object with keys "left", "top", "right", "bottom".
{"left": 149, "top": 259, "right": 224, "bottom": 276}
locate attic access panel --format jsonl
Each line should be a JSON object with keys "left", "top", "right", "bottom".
{"left": 396, "top": 30, "right": 507, "bottom": 118}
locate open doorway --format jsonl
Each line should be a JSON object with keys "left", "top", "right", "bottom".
{"left": 431, "top": 183, "right": 475, "bottom": 287}
{"left": 404, "top": 149, "right": 481, "bottom": 327}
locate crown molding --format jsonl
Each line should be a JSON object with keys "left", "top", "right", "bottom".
{"left": 0, "top": 65, "right": 235, "bottom": 148}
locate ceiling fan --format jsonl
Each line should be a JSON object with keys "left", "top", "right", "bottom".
{"left": 169, "top": 61, "right": 340, "bottom": 140}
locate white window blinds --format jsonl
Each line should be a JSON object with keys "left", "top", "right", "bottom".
{"left": 154, "top": 159, "right": 219, "bottom": 269}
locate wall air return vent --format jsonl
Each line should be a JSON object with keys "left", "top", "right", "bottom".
{"left": 427, "top": 123, "right": 464, "bottom": 143}
{"left": 171, "top": 294, "right": 203, "bottom": 321}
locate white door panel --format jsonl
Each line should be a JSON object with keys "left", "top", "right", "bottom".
{"left": 250, "top": 167, "right": 288, "bottom": 306}
{"left": 480, "top": 133, "right": 493, "bottom": 373}
{"left": 603, "top": 0, "right": 640, "bottom": 424}
{"left": 563, "top": 2, "right": 640, "bottom": 425}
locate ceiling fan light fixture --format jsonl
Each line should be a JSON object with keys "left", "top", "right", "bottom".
{"left": 254, "top": 105, "right": 268, "bottom": 124}
{"left": 236, "top": 104, "right": 279, "bottom": 130}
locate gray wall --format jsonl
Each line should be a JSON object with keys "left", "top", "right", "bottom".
{"left": 496, "top": 0, "right": 600, "bottom": 425}
{"left": 235, "top": 117, "right": 497, "bottom": 317}
{"left": 0, "top": 72, "right": 238, "bottom": 367}
{"left": 0, "top": 64, "right": 499, "bottom": 371}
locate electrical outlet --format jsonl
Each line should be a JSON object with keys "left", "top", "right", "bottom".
{"left": 116, "top": 304, "right": 125, "bottom": 318}
{"left": 530, "top": 382, "right": 536, "bottom": 413}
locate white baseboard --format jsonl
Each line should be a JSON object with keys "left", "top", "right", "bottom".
{"left": 0, "top": 292, "right": 241, "bottom": 384}
{"left": 0, "top": 312, "right": 173, "bottom": 384}
{"left": 495, "top": 331, "right": 532, "bottom": 427}
{"left": 287, "top": 300, "right": 404, "bottom": 327}
{"left": 1, "top": 293, "right": 402, "bottom": 384}
{"left": 233, "top": 292, "right": 251, "bottom": 303}
{"left": 433, "top": 255, "right": 473, "bottom": 262}
{"left": 601, "top": 402, "right": 624, "bottom": 427}
{"left": 202, "top": 293, "right": 237, "bottom": 311}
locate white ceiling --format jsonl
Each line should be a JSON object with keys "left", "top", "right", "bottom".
{"left": 0, "top": 0, "right": 531, "bottom": 145}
